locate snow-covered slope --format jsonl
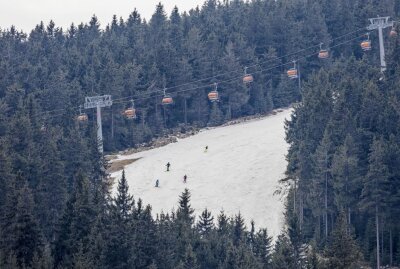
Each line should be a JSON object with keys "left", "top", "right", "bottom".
{"left": 112, "top": 109, "right": 291, "bottom": 238}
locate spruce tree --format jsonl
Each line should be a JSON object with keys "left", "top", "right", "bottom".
{"left": 103, "top": 170, "right": 135, "bottom": 269}
{"left": 11, "top": 177, "right": 44, "bottom": 268}
{"left": 360, "top": 137, "right": 391, "bottom": 269}
{"left": 233, "top": 213, "right": 246, "bottom": 246}
{"left": 176, "top": 244, "right": 200, "bottom": 269}
{"left": 331, "top": 135, "right": 361, "bottom": 228}
{"left": 197, "top": 208, "right": 214, "bottom": 236}
{"left": 253, "top": 228, "right": 272, "bottom": 268}
{"left": 177, "top": 189, "right": 195, "bottom": 225}
{"left": 324, "top": 212, "right": 362, "bottom": 269}
{"left": 53, "top": 171, "right": 95, "bottom": 268}
{"left": 271, "top": 234, "right": 296, "bottom": 269}
{"left": 208, "top": 102, "right": 224, "bottom": 127}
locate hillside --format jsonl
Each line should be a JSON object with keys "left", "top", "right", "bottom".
{"left": 112, "top": 109, "right": 291, "bottom": 237}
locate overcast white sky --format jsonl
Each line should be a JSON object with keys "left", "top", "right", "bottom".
{"left": 0, "top": 0, "right": 206, "bottom": 33}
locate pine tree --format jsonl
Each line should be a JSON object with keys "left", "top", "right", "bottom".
{"left": 208, "top": 102, "right": 224, "bottom": 127}
{"left": 197, "top": 208, "right": 214, "bottom": 236}
{"left": 36, "top": 131, "right": 67, "bottom": 241}
{"left": 360, "top": 137, "right": 391, "bottom": 269}
{"left": 233, "top": 213, "right": 246, "bottom": 246}
{"left": 175, "top": 189, "right": 196, "bottom": 262}
{"left": 271, "top": 234, "right": 296, "bottom": 269}
{"left": 331, "top": 135, "right": 361, "bottom": 229}
{"left": 103, "top": 170, "right": 136, "bottom": 269}
{"left": 177, "top": 189, "right": 195, "bottom": 225}
{"left": 217, "top": 211, "right": 230, "bottom": 237}
{"left": 0, "top": 139, "right": 12, "bottom": 214}
{"left": 176, "top": 244, "right": 200, "bottom": 269}
{"left": 273, "top": 74, "right": 299, "bottom": 108}
{"left": 114, "top": 170, "right": 134, "bottom": 221}
{"left": 253, "top": 228, "right": 272, "bottom": 268}
{"left": 132, "top": 202, "right": 157, "bottom": 268}
{"left": 53, "top": 171, "right": 95, "bottom": 268}
{"left": 311, "top": 130, "right": 333, "bottom": 240}
{"left": 9, "top": 177, "right": 44, "bottom": 268}
{"left": 324, "top": 212, "right": 362, "bottom": 268}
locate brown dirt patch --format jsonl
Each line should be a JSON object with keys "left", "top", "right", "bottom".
{"left": 107, "top": 158, "right": 142, "bottom": 173}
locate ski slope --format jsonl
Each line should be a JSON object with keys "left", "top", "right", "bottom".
{"left": 112, "top": 109, "right": 291, "bottom": 238}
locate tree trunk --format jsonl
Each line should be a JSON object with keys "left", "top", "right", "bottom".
{"left": 390, "top": 228, "right": 393, "bottom": 266}
{"left": 381, "top": 219, "right": 384, "bottom": 265}
{"left": 300, "top": 193, "right": 304, "bottom": 231}
{"left": 197, "top": 100, "right": 201, "bottom": 122}
{"left": 376, "top": 205, "right": 380, "bottom": 269}
{"left": 163, "top": 107, "right": 167, "bottom": 128}
{"left": 317, "top": 214, "right": 321, "bottom": 241}
{"left": 111, "top": 108, "right": 114, "bottom": 140}
{"left": 184, "top": 98, "right": 188, "bottom": 126}
{"left": 141, "top": 109, "right": 146, "bottom": 129}
{"left": 348, "top": 207, "right": 351, "bottom": 234}
{"left": 293, "top": 179, "right": 297, "bottom": 212}
{"left": 324, "top": 152, "right": 328, "bottom": 238}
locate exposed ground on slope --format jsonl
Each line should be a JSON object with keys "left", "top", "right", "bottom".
{"left": 108, "top": 158, "right": 141, "bottom": 173}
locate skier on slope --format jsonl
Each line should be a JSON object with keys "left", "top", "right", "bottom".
{"left": 183, "top": 174, "right": 187, "bottom": 183}
{"left": 166, "top": 162, "right": 171, "bottom": 172}
{"left": 155, "top": 179, "right": 159, "bottom": 187}
{"left": 204, "top": 145, "right": 208, "bottom": 152}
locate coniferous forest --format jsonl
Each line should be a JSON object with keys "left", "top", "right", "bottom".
{"left": 1, "top": 0, "right": 400, "bottom": 268}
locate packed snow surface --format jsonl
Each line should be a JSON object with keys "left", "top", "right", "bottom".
{"left": 112, "top": 109, "right": 291, "bottom": 238}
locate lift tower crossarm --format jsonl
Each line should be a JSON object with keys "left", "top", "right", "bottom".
{"left": 84, "top": 95, "right": 112, "bottom": 154}
{"left": 367, "top": 16, "right": 394, "bottom": 73}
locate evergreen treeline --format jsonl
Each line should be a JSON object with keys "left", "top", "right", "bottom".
{"left": 0, "top": 0, "right": 397, "bottom": 152}
{"left": 1, "top": 168, "right": 277, "bottom": 268}
{"left": 0, "top": 0, "right": 400, "bottom": 268}
{"left": 283, "top": 24, "right": 400, "bottom": 269}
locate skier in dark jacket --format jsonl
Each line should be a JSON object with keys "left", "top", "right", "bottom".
{"left": 155, "top": 179, "right": 159, "bottom": 187}
{"left": 166, "top": 162, "right": 171, "bottom": 172}
{"left": 183, "top": 174, "right": 187, "bottom": 183}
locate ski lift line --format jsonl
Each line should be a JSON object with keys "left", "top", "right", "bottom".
{"left": 171, "top": 27, "right": 367, "bottom": 68}
{"left": 41, "top": 75, "right": 398, "bottom": 125}
{"left": 34, "top": 65, "right": 399, "bottom": 126}
{"left": 113, "top": 35, "right": 364, "bottom": 103}
{"left": 112, "top": 27, "right": 368, "bottom": 104}
{"left": 31, "top": 30, "right": 369, "bottom": 118}
{"left": 110, "top": 34, "right": 368, "bottom": 106}
{"left": 37, "top": 56, "right": 397, "bottom": 124}
{"left": 42, "top": 31, "right": 364, "bottom": 119}
{"left": 113, "top": 34, "right": 365, "bottom": 104}
{"left": 52, "top": 28, "right": 371, "bottom": 113}
{"left": 36, "top": 32, "right": 369, "bottom": 120}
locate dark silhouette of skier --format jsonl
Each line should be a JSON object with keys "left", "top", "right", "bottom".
{"left": 166, "top": 162, "right": 171, "bottom": 172}
{"left": 204, "top": 145, "right": 208, "bottom": 152}
{"left": 183, "top": 175, "right": 187, "bottom": 183}
{"left": 155, "top": 179, "right": 159, "bottom": 187}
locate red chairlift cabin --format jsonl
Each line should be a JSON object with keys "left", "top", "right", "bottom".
{"left": 243, "top": 67, "right": 254, "bottom": 84}
{"left": 287, "top": 61, "right": 298, "bottom": 79}
{"left": 208, "top": 83, "right": 219, "bottom": 102}
{"left": 77, "top": 106, "right": 88, "bottom": 122}
{"left": 318, "top": 43, "right": 329, "bottom": 59}
{"left": 361, "top": 33, "right": 372, "bottom": 51}
{"left": 162, "top": 88, "right": 173, "bottom": 105}
{"left": 124, "top": 100, "right": 137, "bottom": 119}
